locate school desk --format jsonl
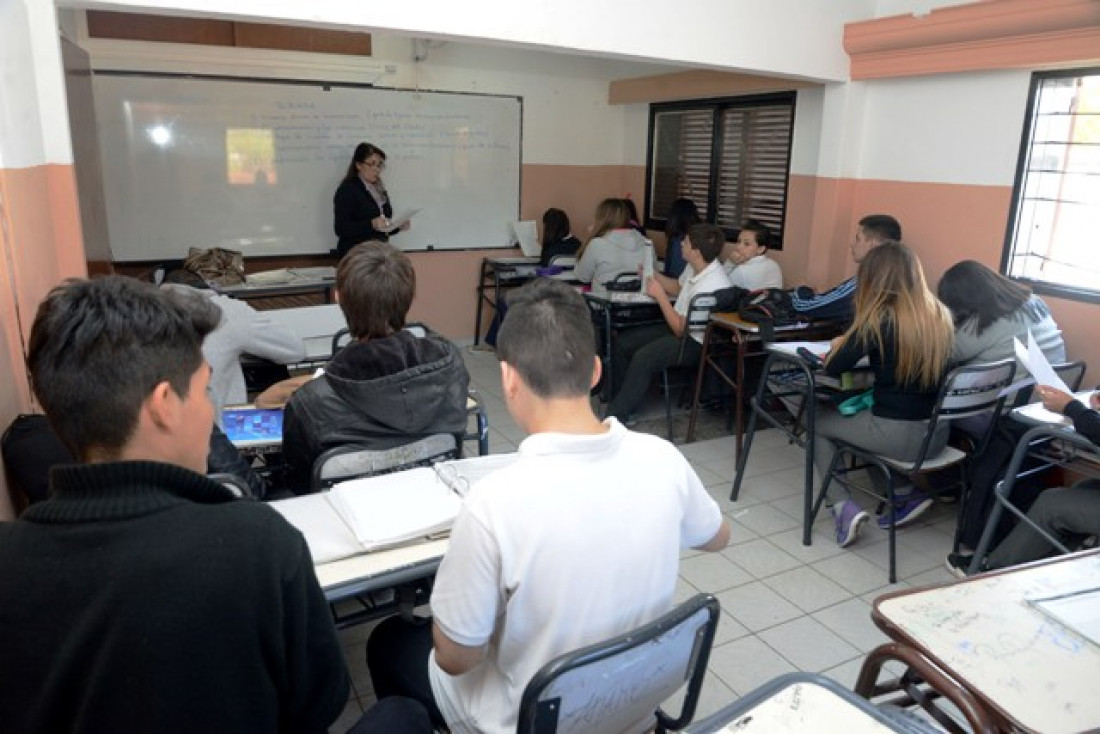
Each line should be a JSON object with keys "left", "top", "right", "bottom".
{"left": 685, "top": 672, "right": 937, "bottom": 733}
{"left": 858, "top": 548, "right": 1100, "bottom": 734}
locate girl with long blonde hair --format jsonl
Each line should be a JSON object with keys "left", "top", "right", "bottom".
{"left": 574, "top": 198, "right": 651, "bottom": 293}
{"left": 817, "top": 241, "right": 954, "bottom": 548}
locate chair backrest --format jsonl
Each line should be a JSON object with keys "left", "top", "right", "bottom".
{"left": 604, "top": 271, "right": 642, "bottom": 292}
{"left": 1054, "top": 360, "right": 1087, "bottom": 392}
{"left": 908, "top": 359, "right": 1017, "bottom": 469}
{"left": 310, "top": 433, "right": 458, "bottom": 491}
{"left": 329, "top": 323, "right": 429, "bottom": 359}
{"left": 935, "top": 359, "right": 1017, "bottom": 422}
{"left": 678, "top": 292, "right": 718, "bottom": 359}
{"left": 330, "top": 327, "right": 351, "bottom": 357}
{"left": 208, "top": 472, "right": 251, "bottom": 498}
{"left": 516, "top": 594, "right": 720, "bottom": 734}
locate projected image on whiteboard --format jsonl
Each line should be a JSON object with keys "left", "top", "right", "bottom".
{"left": 227, "top": 129, "right": 276, "bottom": 185}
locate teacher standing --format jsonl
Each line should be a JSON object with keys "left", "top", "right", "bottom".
{"left": 333, "top": 142, "right": 406, "bottom": 257}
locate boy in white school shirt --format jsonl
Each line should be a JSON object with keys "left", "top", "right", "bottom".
{"left": 366, "top": 278, "right": 731, "bottom": 734}
{"left": 606, "top": 222, "right": 732, "bottom": 421}
{"left": 722, "top": 219, "right": 783, "bottom": 290}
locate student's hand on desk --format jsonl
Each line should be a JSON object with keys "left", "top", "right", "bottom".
{"left": 1090, "top": 391, "right": 1100, "bottom": 410}
{"left": 1037, "top": 385, "right": 1075, "bottom": 414}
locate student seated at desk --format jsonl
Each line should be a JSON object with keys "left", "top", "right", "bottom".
{"left": 537, "top": 207, "right": 581, "bottom": 267}
{"left": 574, "top": 197, "right": 652, "bottom": 293}
{"left": 937, "top": 260, "right": 1067, "bottom": 551}
{"left": 816, "top": 242, "right": 954, "bottom": 547}
{"left": 721, "top": 219, "right": 783, "bottom": 290}
{"left": 161, "top": 271, "right": 306, "bottom": 420}
{"left": 365, "top": 278, "right": 730, "bottom": 733}
{"left": 790, "top": 214, "right": 901, "bottom": 322}
{"left": 281, "top": 241, "right": 470, "bottom": 492}
{"left": 661, "top": 197, "right": 701, "bottom": 279}
{"left": 947, "top": 385, "right": 1100, "bottom": 577}
{"left": 607, "top": 223, "right": 732, "bottom": 422}
{"left": 0, "top": 276, "right": 350, "bottom": 732}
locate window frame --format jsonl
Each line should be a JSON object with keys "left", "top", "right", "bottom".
{"left": 643, "top": 91, "right": 797, "bottom": 250}
{"left": 1001, "top": 66, "right": 1100, "bottom": 305}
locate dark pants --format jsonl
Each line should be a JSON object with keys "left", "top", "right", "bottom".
{"left": 366, "top": 616, "right": 445, "bottom": 728}
{"left": 607, "top": 325, "right": 700, "bottom": 420}
{"left": 986, "top": 480, "right": 1100, "bottom": 569}
{"left": 348, "top": 696, "right": 433, "bottom": 734}
{"left": 959, "top": 417, "right": 1048, "bottom": 549}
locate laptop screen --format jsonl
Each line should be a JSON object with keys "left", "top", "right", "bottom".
{"left": 222, "top": 407, "right": 284, "bottom": 448}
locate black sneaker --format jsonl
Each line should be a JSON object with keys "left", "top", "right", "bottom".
{"left": 945, "top": 552, "right": 976, "bottom": 579}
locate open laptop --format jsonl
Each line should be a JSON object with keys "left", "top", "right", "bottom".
{"left": 222, "top": 406, "right": 284, "bottom": 449}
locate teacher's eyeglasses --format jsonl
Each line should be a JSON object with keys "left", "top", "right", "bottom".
{"left": 362, "top": 160, "right": 386, "bottom": 170}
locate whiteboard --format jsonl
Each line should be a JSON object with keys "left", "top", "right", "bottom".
{"left": 91, "top": 73, "right": 522, "bottom": 260}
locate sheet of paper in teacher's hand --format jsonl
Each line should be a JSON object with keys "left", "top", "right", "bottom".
{"left": 1013, "top": 330, "right": 1070, "bottom": 393}
{"left": 387, "top": 208, "right": 420, "bottom": 230}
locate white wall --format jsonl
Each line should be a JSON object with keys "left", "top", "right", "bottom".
{"left": 0, "top": 0, "right": 73, "bottom": 167}
{"left": 62, "top": 0, "right": 878, "bottom": 82}
{"left": 859, "top": 70, "right": 1031, "bottom": 185}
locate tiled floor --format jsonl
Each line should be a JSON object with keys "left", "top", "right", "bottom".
{"left": 331, "top": 346, "right": 961, "bottom": 730}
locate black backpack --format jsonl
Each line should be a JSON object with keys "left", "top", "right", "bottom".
{"left": 737, "top": 288, "right": 799, "bottom": 326}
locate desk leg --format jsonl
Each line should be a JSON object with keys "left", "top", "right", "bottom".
{"left": 734, "top": 334, "right": 747, "bottom": 463}
{"left": 473, "top": 259, "right": 489, "bottom": 346}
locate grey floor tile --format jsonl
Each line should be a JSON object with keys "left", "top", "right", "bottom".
{"left": 707, "top": 635, "right": 797, "bottom": 697}
{"left": 720, "top": 537, "right": 801, "bottom": 579}
{"left": 757, "top": 616, "right": 860, "bottom": 672}
{"left": 820, "top": 655, "right": 871, "bottom": 691}
{"left": 812, "top": 552, "right": 895, "bottom": 596}
{"left": 811, "top": 597, "right": 890, "bottom": 652}
{"left": 679, "top": 552, "right": 754, "bottom": 594}
{"left": 763, "top": 565, "right": 852, "bottom": 613}
{"left": 674, "top": 576, "right": 701, "bottom": 604}
{"left": 734, "top": 471, "right": 803, "bottom": 504}
{"left": 716, "top": 581, "right": 803, "bottom": 633}
{"left": 768, "top": 527, "right": 846, "bottom": 564}
{"left": 712, "top": 610, "right": 751, "bottom": 647}
{"left": 731, "top": 502, "right": 801, "bottom": 537}
{"left": 663, "top": 670, "right": 737, "bottom": 723}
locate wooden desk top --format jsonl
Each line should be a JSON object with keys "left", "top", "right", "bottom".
{"left": 873, "top": 549, "right": 1100, "bottom": 733}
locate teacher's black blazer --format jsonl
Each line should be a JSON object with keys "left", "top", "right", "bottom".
{"left": 333, "top": 177, "right": 394, "bottom": 256}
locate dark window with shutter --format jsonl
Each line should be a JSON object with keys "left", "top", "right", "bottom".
{"left": 645, "top": 92, "right": 796, "bottom": 249}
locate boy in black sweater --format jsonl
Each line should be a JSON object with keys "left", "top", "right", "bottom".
{"left": 0, "top": 277, "right": 351, "bottom": 733}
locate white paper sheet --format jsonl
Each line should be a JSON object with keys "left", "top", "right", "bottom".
{"left": 387, "top": 208, "right": 421, "bottom": 230}
{"left": 512, "top": 220, "right": 539, "bottom": 257}
{"left": 1014, "top": 331, "right": 1070, "bottom": 393}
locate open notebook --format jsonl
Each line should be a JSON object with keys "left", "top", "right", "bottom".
{"left": 271, "top": 454, "right": 517, "bottom": 564}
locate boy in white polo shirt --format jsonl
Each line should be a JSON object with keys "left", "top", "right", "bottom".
{"left": 607, "top": 222, "right": 732, "bottom": 421}
{"left": 366, "top": 279, "right": 730, "bottom": 733}
{"left": 722, "top": 219, "right": 783, "bottom": 290}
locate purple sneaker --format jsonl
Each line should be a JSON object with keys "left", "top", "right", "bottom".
{"left": 831, "top": 500, "right": 870, "bottom": 548}
{"left": 878, "top": 491, "right": 933, "bottom": 529}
